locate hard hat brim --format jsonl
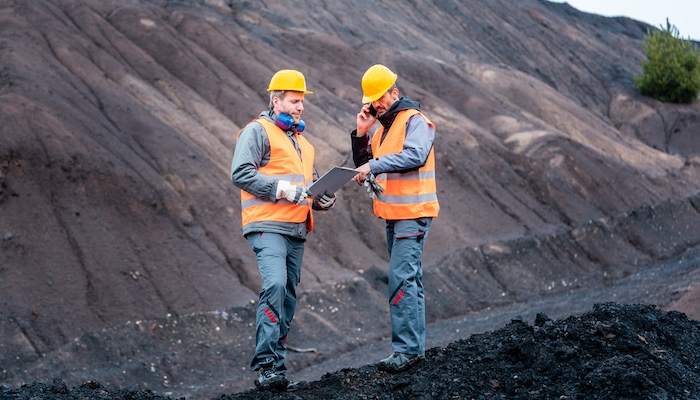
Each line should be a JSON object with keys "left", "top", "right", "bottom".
{"left": 362, "top": 93, "right": 381, "bottom": 103}
{"left": 267, "top": 89, "right": 314, "bottom": 95}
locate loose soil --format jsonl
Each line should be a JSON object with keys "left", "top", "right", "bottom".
{"left": 3, "top": 303, "right": 698, "bottom": 400}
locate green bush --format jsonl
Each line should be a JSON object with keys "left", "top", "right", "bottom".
{"left": 634, "top": 19, "right": 700, "bottom": 104}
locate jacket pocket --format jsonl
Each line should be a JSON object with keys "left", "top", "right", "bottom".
{"left": 393, "top": 218, "right": 428, "bottom": 241}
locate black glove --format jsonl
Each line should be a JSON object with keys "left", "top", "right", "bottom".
{"left": 317, "top": 192, "right": 336, "bottom": 210}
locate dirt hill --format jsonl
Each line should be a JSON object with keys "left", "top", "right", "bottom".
{"left": 3, "top": 302, "right": 700, "bottom": 399}
{"left": 1, "top": 0, "right": 700, "bottom": 399}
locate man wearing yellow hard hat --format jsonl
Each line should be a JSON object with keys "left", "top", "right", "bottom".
{"left": 231, "top": 69, "right": 335, "bottom": 391}
{"left": 350, "top": 64, "right": 439, "bottom": 372}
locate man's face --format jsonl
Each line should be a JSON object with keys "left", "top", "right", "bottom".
{"left": 274, "top": 91, "right": 305, "bottom": 123}
{"left": 370, "top": 88, "right": 398, "bottom": 117}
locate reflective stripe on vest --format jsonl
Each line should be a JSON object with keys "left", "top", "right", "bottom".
{"left": 370, "top": 109, "right": 439, "bottom": 220}
{"left": 237, "top": 118, "right": 315, "bottom": 231}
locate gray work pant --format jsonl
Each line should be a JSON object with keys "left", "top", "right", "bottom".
{"left": 385, "top": 217, "right": 432, "bottom": 356}
{"left": 247, "top": 232, "right": 304, "bottom": 373}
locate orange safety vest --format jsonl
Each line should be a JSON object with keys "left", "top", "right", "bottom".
{"left": 370, "top": 109, "right": 439, "bottom": 220}
{"left": 237, "top": 118, "right": 315, "bottom": 231}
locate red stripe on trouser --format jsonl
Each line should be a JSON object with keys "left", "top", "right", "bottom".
{"left": 392, "top": 289, "right": 405, "bottom": 306}
{"left": 264, "top": 308, "right": 278, "bottom": 323}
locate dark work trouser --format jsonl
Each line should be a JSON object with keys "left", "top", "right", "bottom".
{"left": 247, "top": 232, "right": 304, "bottom": 373}
{"left": 385, "top": 217, "right": 432, "bottom": 356}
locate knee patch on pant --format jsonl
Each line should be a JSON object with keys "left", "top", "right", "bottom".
{"left": 390, "top": 281, "right": 406, "bottom": 306}
{"left": 264, "top": 302, "right": 280, "bottom": 323}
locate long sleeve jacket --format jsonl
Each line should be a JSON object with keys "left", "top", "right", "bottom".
{"left": 231, "top": 110, "right": 321, "bottom": 239}
{"left": 351, "top": 96, "right": 435, "bottom": 174}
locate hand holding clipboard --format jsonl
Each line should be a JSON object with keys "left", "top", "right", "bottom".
{"left": 307, "top": 166, "right": 358, "bottom": 199}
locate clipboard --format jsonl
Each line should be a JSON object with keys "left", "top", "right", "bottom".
{"left": 308, "top": 166, "right": 357, "bottom": 198}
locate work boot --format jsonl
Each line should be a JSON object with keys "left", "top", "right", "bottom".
{"left": 378, "top": 352, "right": 422, "bottom": 372}
{"left": 286, "top": 379, "right": 308, "bottom": 392}
{"left": 255, "top": 359, "right": 288, "bottom": 391}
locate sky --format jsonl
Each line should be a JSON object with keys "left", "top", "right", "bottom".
{"left": 548, "top": 0, "right": 700, "bottom": 41}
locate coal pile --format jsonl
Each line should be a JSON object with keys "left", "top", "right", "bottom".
{"left": 3, "top": 302, "right": 698, "bottom": 400}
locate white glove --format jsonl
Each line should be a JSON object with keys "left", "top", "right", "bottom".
{"left": 276, "top": 180, "right": 308, "bottom": 204}
{"left": 317, "top": 192, "right": 336, "bottom": 210}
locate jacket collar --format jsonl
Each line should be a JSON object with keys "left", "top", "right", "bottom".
{"left": 377, "top": 96, "right": 421, "bottom": 129}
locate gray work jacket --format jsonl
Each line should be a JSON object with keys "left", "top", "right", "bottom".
{"left": 230, "top": 110, "right": 320, "bottom": 240}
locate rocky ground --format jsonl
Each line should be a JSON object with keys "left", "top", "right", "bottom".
{"left": 4, "top": 245, "right": 700, "bottom": 399}
{"left": 3, "top": 302, "right": 699, "bottom": 399}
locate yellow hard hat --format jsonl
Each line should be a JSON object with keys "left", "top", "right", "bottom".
{"left": 267, "top": 69, "right": 313, "bottom": 94}
{"left": 361, "top": 64, "right": 397, "bottom": 103}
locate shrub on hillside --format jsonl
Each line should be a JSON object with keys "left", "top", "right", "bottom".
{"left": 634, "top": 19, "right": 700, "bottom": 104}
